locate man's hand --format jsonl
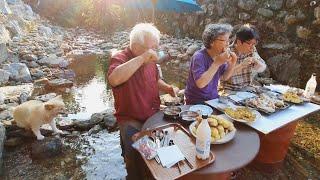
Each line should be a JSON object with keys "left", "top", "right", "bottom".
{"left": 241, "top": 57, "right": 254, "bottom": 68}
{"left": 168, "top": 86, "right": 179, "bottom": 97}
{"left": 141, "top": 49, "right": 158, "bottom": 64}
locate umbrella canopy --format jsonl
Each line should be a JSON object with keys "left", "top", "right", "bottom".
{"left": 126, "top": 0, "right": 202, "bottom": 13}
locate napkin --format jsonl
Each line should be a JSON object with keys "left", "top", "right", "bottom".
{"left": 156, "top": 145, "right": 185, "bottom": 168}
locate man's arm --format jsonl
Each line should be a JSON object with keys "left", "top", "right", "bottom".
{"left": 108, "top": 50, "right": 157, "bottom": 87}
{"left": 158, "top": 79, "right": 179, "bottom": 97}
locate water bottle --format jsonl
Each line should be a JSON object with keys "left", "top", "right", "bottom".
{"left": 303, "top": 73, "right": 317, "bottom": 98}
{"left": 196, "top": 114, "right": 211, "bottom": 160}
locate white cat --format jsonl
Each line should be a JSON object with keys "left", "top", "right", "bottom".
{"left": 13, "top": 95, "right": 65, "bottom": 140}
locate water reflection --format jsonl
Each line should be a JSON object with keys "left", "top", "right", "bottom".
{"left": 81, "top": 130, "right": 127, "bottom": 180}
{"left": 66, "top": 55, "right": 114, "bottom": 119}
{"left": 64, "top": 54, "right": 126, "bottom": 179}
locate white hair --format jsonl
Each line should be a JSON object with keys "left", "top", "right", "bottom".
{"left": 129, "top": 23, "right": 160, "bottom": 48}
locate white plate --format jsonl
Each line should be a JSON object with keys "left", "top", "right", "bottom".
{"left": 189, "top": 119, "right": 236, "bottom": 144}
{"left": 189, "top": 104, "right": 213, "bottom": 115}
{"left": 224, "top": 107, "right": 261, "bottom": 123}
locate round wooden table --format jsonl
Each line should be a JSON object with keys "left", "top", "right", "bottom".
{"left": 143, "top": 106, "right": 260, "bottom": 179}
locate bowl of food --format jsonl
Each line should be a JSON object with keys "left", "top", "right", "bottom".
{"left": 179, "top": 110, "right": 199, "bottom": 124}
{"left": 163, "top": 106, "right": 182, "bottom": 120}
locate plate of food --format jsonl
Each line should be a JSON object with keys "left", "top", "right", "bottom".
{"left": 189, "top": 104, "right": 213, "bottom": 115}
{"left": 281, "top": 91, "right": 304, "bottom": 104}
{"left": 224, "top": 106, "right": 261, "bottom": 123}
{"left": 189, "top": 115, "right": 236, "bottom": 144}
{"left": 242, "top": 93, "right": 290, "bottom": 114}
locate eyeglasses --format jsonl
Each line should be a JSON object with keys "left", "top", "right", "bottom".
{"left": 244, "top": 40, "right": 258, "bottom": 46}
{"left": 215, "top": 39, "right": 230, "bottom": 43}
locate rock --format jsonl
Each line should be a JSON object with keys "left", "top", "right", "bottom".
{"left": 186, "top": 44, "right": 200, "bottom": 55}
{"left": 284, "top": 14, "right": 298, "bottom": 25}
{"left": 267, "top": 54, "right": 301, "bottom": 86}
{"left": 73, "top": 113, "right": 104, "bottom": 131}
{"left": 238, "top": 12, "right": 251, "bottom": 20}
{"left": 277, "top": 11, "right": 288, "bottom": 19}
{"left": 3, "top": 63, "right": 32, "bottom": 82}
{"left": 88, "top": 124, "right": 103, "bottom": 135}
{"left": 0, "top": 25, "right": 11, "bottom": 44}
{"left": 315, "top": 6, "right": 320, "bottom": 19}
{"left": 31, "top": 137, "right": 63, "bottom": 159}
{"left": 262, "top": 43, "right": 293, "bottom": 50}
{"left": 296, "top": 26, "right": 311, "bottom": 39}
{"left": 4, "top": 137, "right": 23, "bottom": 147}
{"left": 0, "top": 92, "right": 4, "bottom": 105}
{"left": 30, "top": 69, "right": 45, "bottom": 79}
{"left": 0, "top": 69, "right": 10, "bottom": 84}
{"left": 38, "top": 54, "right": 66, "bottom": 67}
{"left": 0, "top": 43, "right": 8, "bottom": 64}
{"left": 22, "top": 54, "right": 38, "bottom": 61}
{"left": 286, "top": 0, "right": 298, "bottom": 8}
{"left": 0, "top": 123, "right": 5, "bottom": 175}
{"left": 19, "top": 91, "right": 30, "bottom": 104}
{"left": 6, "top": 20, "right": 23, "bottom": 37}
{"left": 265, "top": 21, "right": 287, "bottom": 32}
{"left": 0, "top": 84, "right": 33, "bottom": 99}
{"left": 34, "top": 93, "right": 57, "bottom": 102}
{"left": 257, "top": 8, "right": 274, "bottom": 18}
{"left": 46, "top": 79, "right": 73, "bottom": 91}
{"left": 0, "top": 110, "right": 13, "bottom": 120}
{"left": 28, "top": 61, "right": 40, "bottom": 68}
{"left": 102, "top": 113, "right": 117, "bottom": 131}
{"left": 238, "top": 0, "right": 257, "bottom": 11}
{"left": 266, "top": 0, "right": 283, "bottom": 10}
{"left": 38, "top": 25, "right": 53, "bottom": 37}
{"left": 0, "top": 0, "right": 12, "bottom": 14}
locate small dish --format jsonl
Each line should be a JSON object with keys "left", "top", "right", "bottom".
{"left": 189, "top": 104, "right": 213, "bottom": 115}
{"left": 179, "top": 110, "right": 199, "bottom": 124}
{"left": 163, "top": 106, "right": 182, "bottom": 120}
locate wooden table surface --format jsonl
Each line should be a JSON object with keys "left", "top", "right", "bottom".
{"left": 142, "top": 105, "right": 260, "bottom": 176}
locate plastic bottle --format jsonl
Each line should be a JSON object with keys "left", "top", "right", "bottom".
{"left": 195, "top": 114, "right": 211, "bottom": 160}
{"left": 303, "top": 73, "right": 317, "bottom": 98}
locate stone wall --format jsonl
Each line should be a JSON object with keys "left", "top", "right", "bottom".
{"left": 155, "top": 0, "right": 320, "bottom": 89}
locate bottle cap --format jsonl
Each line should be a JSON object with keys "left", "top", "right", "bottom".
{"left": 202, "top": 114, "right": 208, "bottom": 119}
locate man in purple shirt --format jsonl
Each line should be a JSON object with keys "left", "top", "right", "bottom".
{"left": 185, "top": 24, "right": 237, "bottom": 104}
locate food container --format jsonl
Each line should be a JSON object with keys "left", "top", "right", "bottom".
{"left": 179, "top": 110, "right": 199, "bottom": 124}
{"left": 163, "top": 106, "right": 182, "bottom": 120}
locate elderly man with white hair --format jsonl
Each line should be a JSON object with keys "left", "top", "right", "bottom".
{"left": 108, "top": 23, "right": 178, "bottom": 179}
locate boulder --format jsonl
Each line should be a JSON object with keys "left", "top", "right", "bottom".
{"left": 238, "top": 0, "right": 257, "bottom": 11}
{"left": 38, "top": 54, "right": 66, "bottom": 67}
{"left": 0, "top": 0, "right": 12, "bottom": 14}
{"left": 5, "top": 20, "right": 23, "bottom": 37}
{"left": 31, "top": 137, "right": 63, "bottom": 159}
{"left": 286, "top": 0, "right": 298, "bottom": 8}
{"left": 0, "top": 69, "right": 10, "bottom": 84}
{"left": 0, "top": 123, "right": 5, "bottom": 175}
{"left": 0, "top": 92, "right": 4, "bottom": 105}
{"left": 186, "top": 44, "right": 200, "bottom": 55}
{"left": 3, "top": 63, "right": 32, "bottom": 82}
{"left": 257, "top": 8, "right": 274, "bottom": 18}
{"left": 0, "top": 43, "right": 8, "bottom": 64}
{"left": 267, "top": 54, "right": 301, "bottom": 87}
